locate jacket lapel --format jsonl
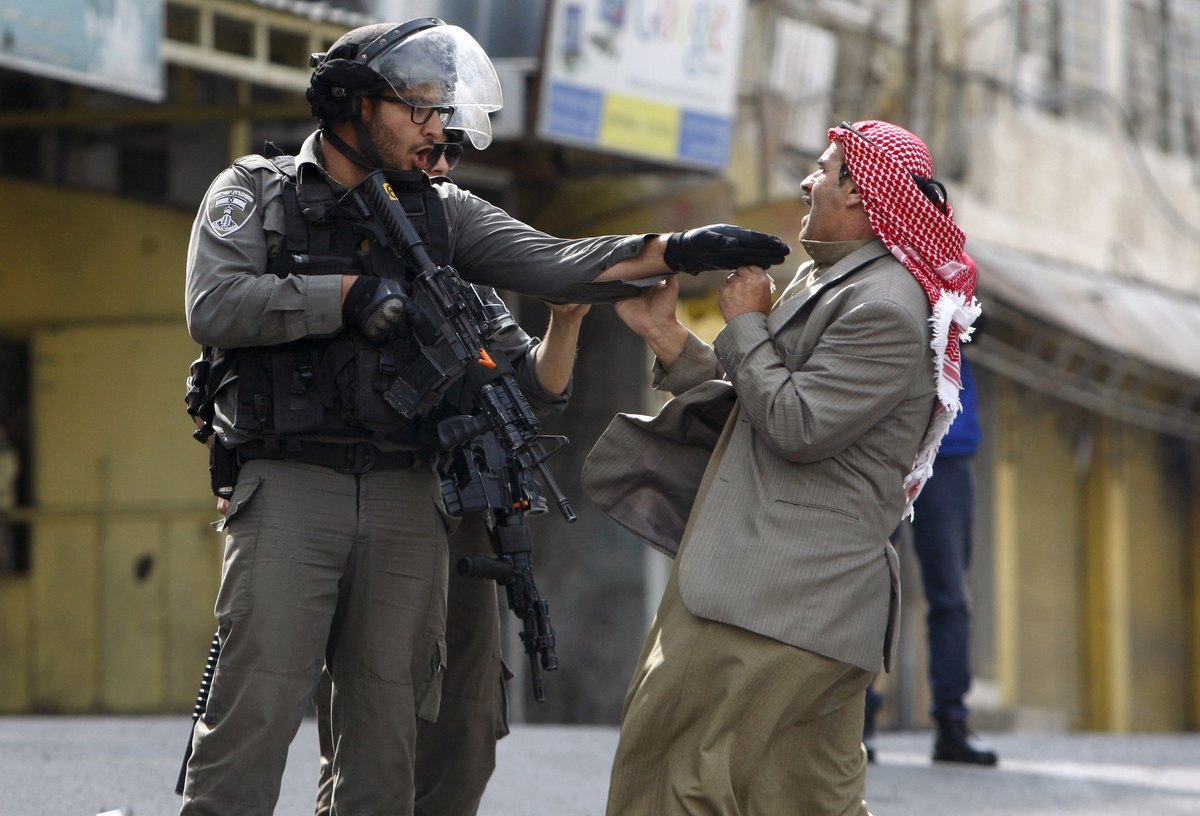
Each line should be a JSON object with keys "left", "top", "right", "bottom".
{"left": 768, "top": 241, "right": 890, "bottom": 334}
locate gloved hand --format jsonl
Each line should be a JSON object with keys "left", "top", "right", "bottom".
{"left": 663, "top": 224, "right": 791, "bottom": 274}
{"left": 343, "top": 277, "right": 413, "bottom": 343}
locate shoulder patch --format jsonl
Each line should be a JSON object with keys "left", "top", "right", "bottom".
{"left": 207, "top": 186, "right": 257, "bottom": 238}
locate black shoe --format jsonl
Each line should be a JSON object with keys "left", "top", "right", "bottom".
{"left": 863, "top": 733, "right": 877, "bottom": 764}
{"left": 932, "top": 717, "right": 998, "bottom": 766}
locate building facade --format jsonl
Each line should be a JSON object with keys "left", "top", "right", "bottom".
{"left": 0, "top": 0, "right": 1197, "bottom": 732}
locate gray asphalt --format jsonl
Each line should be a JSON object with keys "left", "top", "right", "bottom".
{"left": 2, "top": 716, "right": 1199, "bottom": 815}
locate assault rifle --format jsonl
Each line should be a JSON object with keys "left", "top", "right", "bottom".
{"left": 355, "top": 170, "right": 572, "bottom": 701}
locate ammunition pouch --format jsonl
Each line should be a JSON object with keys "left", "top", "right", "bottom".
{"left": 209, "top": 439, "right": 238, "bottom": 500}
{"left": 218, "top": 155, "right": 453, "bottom": 448}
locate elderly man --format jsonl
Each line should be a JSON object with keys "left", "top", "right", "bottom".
{"left": 586, "top": 120, "right": 980, "bottom": 815}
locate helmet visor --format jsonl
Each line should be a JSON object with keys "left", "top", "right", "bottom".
{"left": 368, "top": 24, "right": 503, "bottom": 149}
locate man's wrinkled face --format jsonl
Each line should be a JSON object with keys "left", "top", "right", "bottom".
{"left": 799, "top": 141, "right": 856, "bottom": 242}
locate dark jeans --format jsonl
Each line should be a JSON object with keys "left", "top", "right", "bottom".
{"left": 867, "top": 454, "right": 975, "bottom": 725}
{"left": 912, "top": 454, "right": 974, "bottom": 720}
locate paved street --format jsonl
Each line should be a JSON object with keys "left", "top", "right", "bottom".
{"left": 2, "top": 716, "right": 1199, "bottom": 815}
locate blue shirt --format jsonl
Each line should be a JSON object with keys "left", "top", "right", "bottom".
{"left": 937, "top": 356, "right": 981, "bottom": 457}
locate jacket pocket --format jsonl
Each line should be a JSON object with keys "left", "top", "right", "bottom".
{"left": 774, "top": 497, "right": 861, "bottom": 522}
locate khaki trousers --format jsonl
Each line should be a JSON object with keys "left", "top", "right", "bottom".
{"left": 180, "top": 459, "right": 447, "bottom": 816}
{"left": 414, "top": 512, "right": 511, "bottom": 816}
{"left": 315, "top": 513, "right": 509, "bottom": 816}
{"left": 606, "top": 548, "right": 874, "bottom": 816}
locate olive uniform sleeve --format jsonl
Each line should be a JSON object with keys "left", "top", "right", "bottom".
{"left": 185, "top": 159, "right": 344, "bottom": 349}
{"left": 437, "top": 184, "right": 654, "bottom": 304}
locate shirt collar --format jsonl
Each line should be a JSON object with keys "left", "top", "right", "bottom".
{"left": 800, "top": 238, "right": 874, "bottom": 274}
{"left": 294, "top": 131, "right": 343, "bottom": 190}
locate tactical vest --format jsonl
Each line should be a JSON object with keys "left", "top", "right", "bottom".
{"left": 219, "top": 155, "right": 451, "bottom": 448}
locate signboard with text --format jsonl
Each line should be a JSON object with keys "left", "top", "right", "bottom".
{"left": 537, "top": 0, "right": 748, "bottom": 170}
{"left": 0, "top": 0, "right": 163, "bottom": 101}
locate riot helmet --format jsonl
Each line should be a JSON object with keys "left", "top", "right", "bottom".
{"left": 307, "top": 18, "right": 502, "bottom": 160}
{"left": 368, "top": 24, "right": 502, "bottom": 150}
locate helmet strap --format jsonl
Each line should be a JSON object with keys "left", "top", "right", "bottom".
{"left": 319, "top": 96, "right": 387, "bottom": 173}
{"left": 321, "top": 126, "right": 372, "bottom": 171}
{"left": 351, "top": 113, "right": 387, "bottom": 170}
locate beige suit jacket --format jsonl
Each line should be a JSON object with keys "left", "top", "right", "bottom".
{"left": 584, "top": 241, "right": 935, "bottom": 672}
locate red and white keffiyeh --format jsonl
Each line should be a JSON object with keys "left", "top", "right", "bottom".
{"left": 829, "top": 120, "right": 982, "bottom": 517}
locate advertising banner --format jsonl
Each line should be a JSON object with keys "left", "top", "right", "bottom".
{"left": 0, "top": 0, "right": 163, "bottom": 101}
{"left": 537, "top": 0, "right": 748, "bottom": 170}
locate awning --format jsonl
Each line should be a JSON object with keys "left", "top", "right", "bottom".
{"left": 969, "top": 241, "right": 1200, "bottom": 383}
{"left": 967, "top": 241, "right": 1200, "bottom": 441}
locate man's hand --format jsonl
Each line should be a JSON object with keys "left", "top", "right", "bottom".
{"left": 613, "top": 276, "right": 688, "bottom": 367}
{"left": 613, "top": 276, "right": 679, "bottom": 339}
{"left": 664, "top": 225, "right": 791, "bottom": 274}
{"left": 545, "top": 301, "right": 592, "bottom": 324}
{"left": 343, "top": 277, "right": 413, "bottom": 343}
{"left": 719, "top": 266, "right": 775, "bottom": 321}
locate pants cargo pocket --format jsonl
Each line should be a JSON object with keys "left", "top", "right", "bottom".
{"left": 416, "top": 637, "right": 448, "bottom": 723}
{"left": 495, "top": 659, "right": 514, "bottom": 740}
{"left": 212, "top": 475, "right": 262, "bottom": 532}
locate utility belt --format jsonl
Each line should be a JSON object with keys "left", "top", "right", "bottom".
{"left": 236, "top": 439, "right": 427, "bottom": 474}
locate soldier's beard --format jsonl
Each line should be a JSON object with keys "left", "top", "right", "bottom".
{"left": 365, "top": 114, "right": 428, "bottom": 174}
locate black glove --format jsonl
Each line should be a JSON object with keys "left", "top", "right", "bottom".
{"left": 663, "top": 224, "right": 791, "bottom": 274}
{"left": 343, "top": 277, "right": 412, "bottom": 343}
